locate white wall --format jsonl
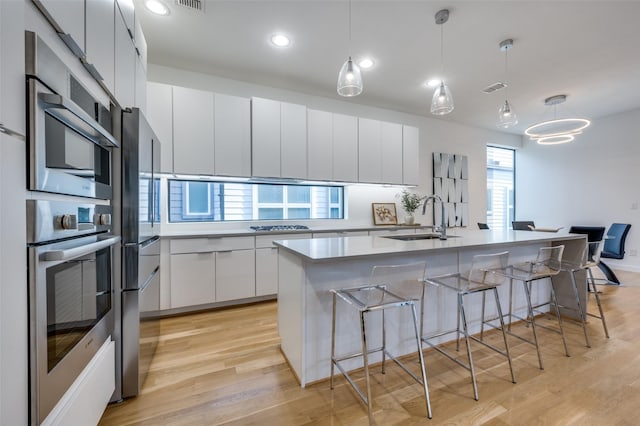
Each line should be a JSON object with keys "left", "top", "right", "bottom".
{"left": 148, "top": 64, "right": 521, "bottom": 232}
{"left": 516, "top": 108, "right": 640, "bottom": 272}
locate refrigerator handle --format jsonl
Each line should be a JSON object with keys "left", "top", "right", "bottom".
{"left": 151, "top": 138, "right": 155, "bottom": 228}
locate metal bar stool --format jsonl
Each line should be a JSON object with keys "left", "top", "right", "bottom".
{"left": 502, "top": 245, "right": 569, "bottom": 370}
{"left": 422, "top": 252, "right": 515, "bottom": 401}
{"left": 563, "top": 240, "right": 610, "bottom": 338}
{"left": 330, "top": 262, "right": 432, "bottom": 423}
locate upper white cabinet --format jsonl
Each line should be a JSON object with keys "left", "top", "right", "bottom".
{"left": 332, "top": 113, "right": 358, "bottom": 182}
{"left": 114, "top": 3, "right": 136, "bottom": 108}
{"left": 134, "top": 55, "right": 146, "bottom": 113}
{"left": 381, "top": 121, "right": 403, "bottom": 184}
{"left": 134, "top": 18, "right": 147, "bottom": 70}
{"left": 172, "top": 86, "right": 215, "bottom": 175}
{"left": 358, "top": 118, "right": 405, "bottom": 185}
{"left": 146, "top": 82, "right": 173, "bottom": 173}
{"left": 307, "top": 109, "right": 332, "bottom": 181}
{"left": 85, "top": 0, "right": 115, "bottom": 94}
{"left": 214, "top": 94, "right": 251, "bottom": 177}
{"left": 402, "top": 125, "right": 420, "bottom": 185}
{"left": 252, "top": 97, "right": 307, "bottom": 179}
{"left": 358, "top": 118, "right": 382, "bottom": 183}
{"left": 35, "top": 0, "right": 85, "bottom": 54}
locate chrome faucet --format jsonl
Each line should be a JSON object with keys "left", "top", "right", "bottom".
{"left": 422, "top": 195, "right": 447, "bottom": 240}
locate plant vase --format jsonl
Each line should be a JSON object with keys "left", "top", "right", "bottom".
{"left": 404, "top": 214, "right": 415, "bottom": 225}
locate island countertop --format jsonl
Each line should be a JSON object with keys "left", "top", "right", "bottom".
{"left": 273, "top": 229, "right": 586, "bottom": 262}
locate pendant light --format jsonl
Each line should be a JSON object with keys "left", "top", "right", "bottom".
{"left": 525, "top": 95, "right": 591, "bottom": 145}
{"left": 430, "top": 9, "right": 454, "bottom": 115}
{"left": 337, "top": 0, "right": 362, "bottom": 97}
{"left": 497, "top": 39, "right": 518, "bottom": 128}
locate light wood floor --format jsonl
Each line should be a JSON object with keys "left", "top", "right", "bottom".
{"left": 100, "top": 271, "right": 640, "bottom": 425}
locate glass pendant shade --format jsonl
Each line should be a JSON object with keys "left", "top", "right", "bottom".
{"left": 497, "top": 99, "right": 518, "bottom": 128}
{"left": 430, "top": 82, "right": 454, "bottom": 115}
{"left": 337, "top": 57, "right": 363, "bottom": 97}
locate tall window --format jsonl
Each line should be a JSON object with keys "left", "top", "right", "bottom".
{"left": 486, "top": 146, "right": 515, "bottom": 230}
{"left": 168, "top": 180, "right": 345, "bottom": 222}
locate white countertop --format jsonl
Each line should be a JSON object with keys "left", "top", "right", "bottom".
{"left": 273, "top": 229, "right": 585, "bottom": 262}
{"left": 160, "top": 224, "right": 429, "bottom": 238}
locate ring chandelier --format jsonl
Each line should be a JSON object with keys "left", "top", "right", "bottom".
{"left": 524, "top": 95, "right": 591, "bottom": 145}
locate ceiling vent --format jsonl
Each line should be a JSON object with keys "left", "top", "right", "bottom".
{"left": 175, "top": 0, "right": 204, "bottom": 13}
{"left": 482, "top": 82, "right": 506, "bottom": 94}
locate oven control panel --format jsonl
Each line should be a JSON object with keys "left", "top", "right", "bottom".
{"left": 27, "top": 200, "right": 112, "bottom": 244}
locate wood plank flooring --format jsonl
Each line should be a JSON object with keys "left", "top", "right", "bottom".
{"left": 100, "top": 272, "right": 640, "bottom": 425}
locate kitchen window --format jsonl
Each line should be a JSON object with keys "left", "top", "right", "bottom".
{"left": 168, "top": 179, "right": 344, "bottom": 222}
{"left": 486, "top": 146, "right": 515, "bottom": 230}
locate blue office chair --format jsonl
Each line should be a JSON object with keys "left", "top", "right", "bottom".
{"left": 598, "top": 223, "right": 632, "bottom": 285}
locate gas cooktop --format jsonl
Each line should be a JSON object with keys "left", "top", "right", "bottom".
{"left": 250, "top": 225, "right": 310, "bottom": 232}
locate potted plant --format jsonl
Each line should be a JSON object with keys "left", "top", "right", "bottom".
{"left": 399, "top": 190, "right": 425, "bottom": 225}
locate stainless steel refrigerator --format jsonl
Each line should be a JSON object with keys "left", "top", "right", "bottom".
{"left": 119, "top": 107, "right": 161, "bottom": 398}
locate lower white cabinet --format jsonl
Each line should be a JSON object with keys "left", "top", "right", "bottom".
{"left": 216, "top": 249, "right": 255, "bottom": 301}
{"left": 170, "top": 252, "right": 215, "bottom": 308}
{"left": 255, "top": 247, "right": 278, "bottom": 296}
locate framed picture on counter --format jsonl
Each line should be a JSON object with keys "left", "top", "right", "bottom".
{"left": 372, "top": 203, "right": 398, "bottom": 225}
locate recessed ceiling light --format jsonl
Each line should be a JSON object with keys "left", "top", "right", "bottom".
{"left": 425, "top": 79, "right": 441, "bottom": 88}
{"left": 358, "top": 58, "right": 374, "bottom": 69}
{"left": 145, "top": 0, "right": 169, "bottom": 15}
{"left": 271, "top": 34, "right": 291, "bottom": 47}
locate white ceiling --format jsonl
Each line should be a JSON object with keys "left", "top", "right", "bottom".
{"left": 134, "top": 0, "right": 640, "bottom": 135}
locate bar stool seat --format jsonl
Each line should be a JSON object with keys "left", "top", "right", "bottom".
{"left": 503, "top": 245, "right": 569, "bottom": 370}
{"left": 422, "top": 251, "right": 515, "bottom": 401}
{"left": 562, "top": 240, "right": 610, "bottom": 339}
{"left": 330, "top": 262, "right": 432, "bottom": 423}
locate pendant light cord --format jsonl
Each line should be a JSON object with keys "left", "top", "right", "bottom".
{"left": 504, "top": 47, "right": 509, "bottom": 100}
{"left": 348, "top": 0, "right": 352, "bottom": 55}
{"left": 440, "top": 24, "right": 444, "bottom": 76}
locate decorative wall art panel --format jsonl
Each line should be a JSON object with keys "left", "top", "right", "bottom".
{"left": 432, "top": 152, "right": 469, "bottom": 227}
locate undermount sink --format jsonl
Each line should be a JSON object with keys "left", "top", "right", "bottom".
{"left": 382, "top": 233, "right": 460, "bottom": 241}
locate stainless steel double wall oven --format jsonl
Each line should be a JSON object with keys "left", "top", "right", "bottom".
{"left": 25, "top": 31, "right": 119, "bottom": 424}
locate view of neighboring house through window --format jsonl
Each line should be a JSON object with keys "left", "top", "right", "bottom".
{"left": 168, "top": 180, "right": 344, "bottom": 222}
{"left": 486, "top": 146, "right": 515, "bottom": 230}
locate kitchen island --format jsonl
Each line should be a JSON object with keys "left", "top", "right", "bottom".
{"left": 274, "top": 229, "right": 586, "bottom": 386}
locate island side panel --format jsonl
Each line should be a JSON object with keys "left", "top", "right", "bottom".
{"left": 277, "top": 248, "right": 306, "bottom": 384}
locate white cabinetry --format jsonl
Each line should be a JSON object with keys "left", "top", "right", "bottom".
{"left": 36, "top": 0, "right": 85, "bottom": 53}
{"left": 332, "top": 113, "right": 358, "bottom": 182}
{"left": 114, "top": 2, "right": 136, "bottom": 108}
{"left": 214, "top": 94, "right": 251, "bottom": 177}
{"left": 216, "top": 250, "right": 255, "bottom": 301}
{"left": 358, "top": 118, "right": 382, "bottom": 183}
{"left": 358, "top": 118, "right": 404, "bottom": 184}
{"left": 85, "top": 0, "right": 115, "bottom": 94}
{"left": 402, "top": 125, "right": 420, "bottom": 185}
{"left": 0, "top": 0, "right": 25, "bottom": 135}
{"left": 172, "top": 86, "right": 215, "bottom": 175}
{"left": 170, "top": 252, "right": 215, "bottom": 308}
{"left": 307, "top": 109, "right": 332, "bottom": 181}
{"left": 252, "top": 97, "right": 307, "bottom": 179}
{"left": 381, "top": 121, "right": 403, "bottom": 184}
{"left": 134, "top": 56, "right": 146, "bottom": 112}
{"left": 146, "top": 82, "right": 173, "bottom": 173}
{"left": 115, "top": 0, "right": 135, "bottom": 35}
{"left": 255, "top": 233, "right": 311, "bottom": 296}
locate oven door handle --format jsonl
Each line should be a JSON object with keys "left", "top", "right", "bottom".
{"left": 41, "top": 236, "right": 121, "bottom": 261}
{"left": 38, "top": 93, "right": 119, "bottom": 149}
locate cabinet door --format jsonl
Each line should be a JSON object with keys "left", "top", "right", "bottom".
{"left": 85, "top": 0, "right": 115, "bottom": 94}
{"left": 134, "top": 18, "right": 147, "bottom": 71}
{"left": 0, "top": 0, "right": 25, "bottom": 135}
{"left": 358, "top": 118, "right": 382, "bottom": 183}
{"left": 255, "top": 247, "right": 278, "bottom": 296}
{"left": 403, "top": 125, "right": 420, "bottom": 185}
{"left": 332, "top": 113, "right": 358, "bottom": 182}
{"left": 115, "top": 0, "right": 134, "bottom": 35}
{"left": 170, "top": 253, "right": 215, "bottom": 308}
{"left": 134, "top": 56, "right": 146, "bottom": 113}
{"left": 146, "top": 83, "right": 173, "bottom": 173}
{"left": 381, "top": 121, "right": 403, "bottom": 184}
{"left": 216, "top": 250, "right": 256, "bottom": 302}
{"left": 173, "top": 86, "right": 215, "bottom": 175}
{"left": 114, "top": 8, "right": 136, "bottom": 108}
{"left": 307, "top": 109, "right": 332, "bottom": 181}
{"left": 251, "top": 97, "right": 281, "bottom": 177}
{"left": 214, "top": 94, "right": 251, "bottom": 177}
{"left": 281, "top": 102, "right": 307, "bottom": 179}
{"left": 37, "top": 0, "right": 85, "bottom": 54}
